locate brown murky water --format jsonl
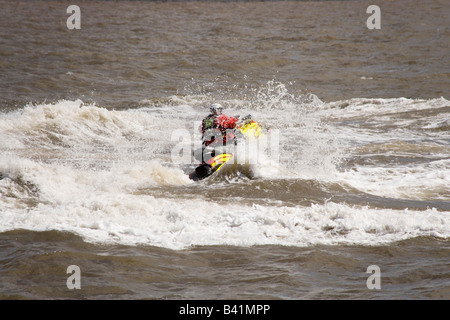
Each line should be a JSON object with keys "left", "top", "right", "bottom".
{"left": 0, "top": 0, "right": 449, "bottom": 301}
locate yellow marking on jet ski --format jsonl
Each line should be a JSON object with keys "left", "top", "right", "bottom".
{"left": 238, "top": 121, "right": 262, "bottom": 138}
{"left": 210, "top": 122, "right": 262, "bottom": 172}
{"left": 209, "top": 153, "right": 233, "bottom": 170}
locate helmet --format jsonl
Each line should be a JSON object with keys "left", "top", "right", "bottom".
{"left": 210, "top": 103, "right": 223, "bottom": 115}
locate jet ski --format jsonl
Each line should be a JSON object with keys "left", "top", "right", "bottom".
{"left": 189, "top": 117, "right": 266, "bottom": 181}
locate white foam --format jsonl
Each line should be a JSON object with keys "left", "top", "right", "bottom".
{"left": 1, "top": 187, "right": 448, "bottom": 249}
{"left": 338, "top": 159, "right": 450, "bottom": 201}
{"left": 1, "top": 151, "right": 448, "bottom": 250}
{"left": 1, "top": 93, "right": 449, "bottom": 249}
{"left": 321, "top": 97, "right": 449, "bottom": 119}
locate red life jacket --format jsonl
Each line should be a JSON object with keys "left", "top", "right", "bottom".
{"left": 215, "top": 114, "right": 238, "bottom": 130}
{"left": 201, "top": 114, "right": 238, "bottom": 146}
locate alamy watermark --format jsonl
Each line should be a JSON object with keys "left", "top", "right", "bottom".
{"left": 66, "top": 265, "right": 81, "bottom": 289}
{"left": 65, "top": 4, "right": 381, "bottom": 31}
{"left": 67, "top": 5, "right": 81, "bottom": 30}
{"left": 367, "top": 5, "right": 381, "bottom": 30}
{"left": 170, "top": 122, "right": 280, "bottom": 166}
{"left": 366, "top": 265, "right": 381, "bottom": 290}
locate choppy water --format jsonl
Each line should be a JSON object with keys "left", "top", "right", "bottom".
{"left": 0, "top": 0, "right": 449, "bottom": 300}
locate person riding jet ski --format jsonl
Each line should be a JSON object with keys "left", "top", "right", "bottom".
{"left": 192, "top": 103, "right": 239, "bottom": 179}
{"left": 190, "top": 105, "right": 266, "bottom": 181}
